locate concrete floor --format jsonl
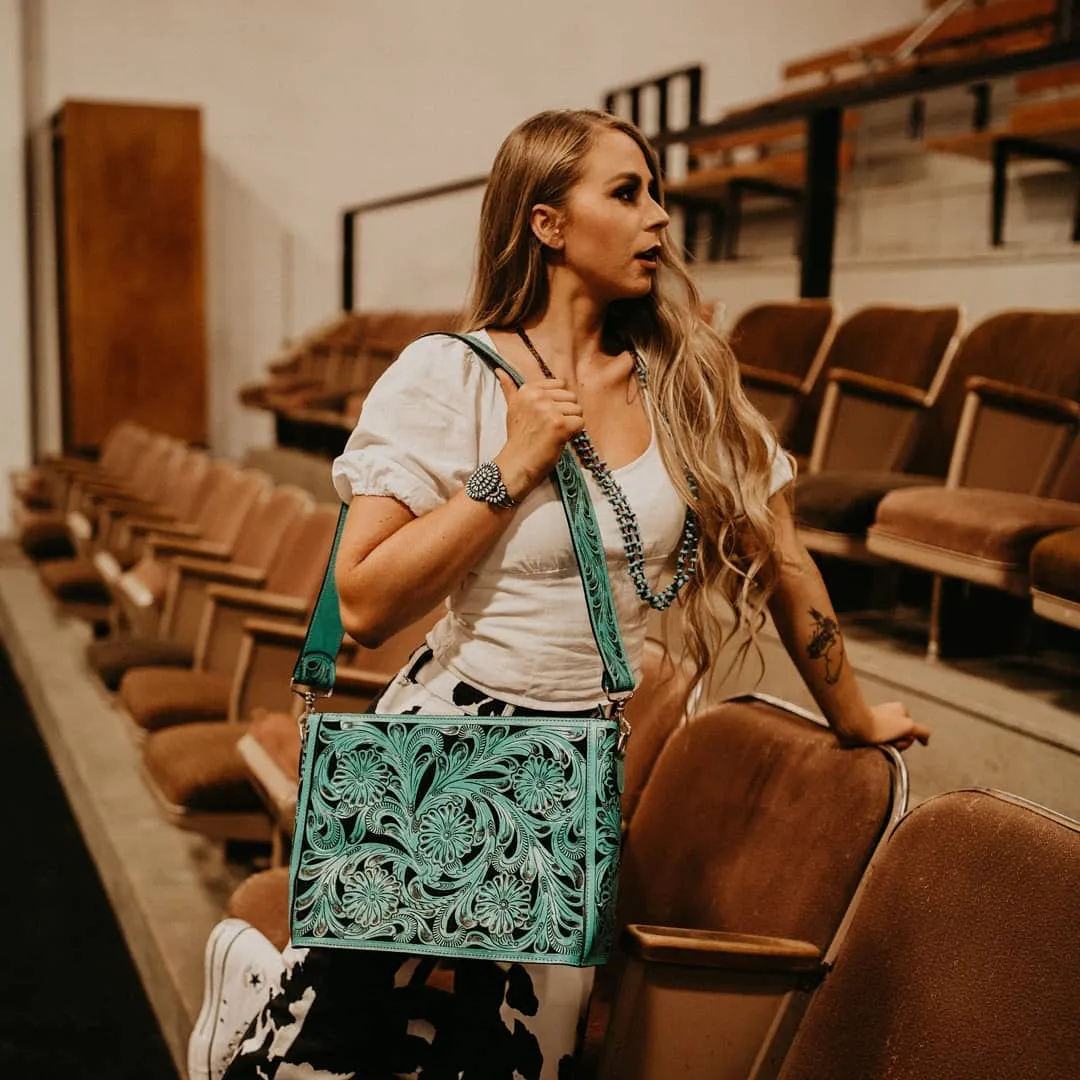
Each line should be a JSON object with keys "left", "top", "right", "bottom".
{"left": 0, "top": 541, "right": 244, "bottom": 1076}
{"left": 3, "top": 537, "right": 1079, "bottom": 1077}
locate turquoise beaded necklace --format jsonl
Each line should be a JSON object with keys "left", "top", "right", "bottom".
{"left": 515, "top": 327, "right": 699, "bottom": 611}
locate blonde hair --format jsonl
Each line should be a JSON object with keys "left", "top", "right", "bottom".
{"left": 466, "top": 109, "right": 790, "bottom": 693}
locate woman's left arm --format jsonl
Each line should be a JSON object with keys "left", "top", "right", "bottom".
{"left": 755, "top": 488, "right": 930, "bottom": 750}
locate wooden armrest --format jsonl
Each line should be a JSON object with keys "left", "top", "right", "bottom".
{"left": 77, "top": 478, "right": 140, "bottom": 496}
{"left": 268, "top": 358, "right": 300, "bottom": 375}
{"left": 87, "top": 493, "right": 158, "bottom": 513}
{"left": 334, "top": 665, "right": 391, "bottom": 695}
{"left": 172, "top": 556, "right": 267, "bottom": 587}
{"left": 205, "top": 584, "right": 311, "bottom": 618}
{"left": 138, "top": 521, "right": 202, "bottom": 540}
{"left": 739, "top": 363, "right": 804, "bottom": 392}
{"left": 146, "top": 536, "right": 231, "bottom": 559}
{"left": 826, "top": 368, "right": 928, "bottom": 407}
{"left": 966, "top": 376, "right": 1080, "bottom": 423}
{"left": 242, "top": 617, "right": 308, "bottom": 646}
{"left": 623, "top": 924, "right": 825, "bottom": 975}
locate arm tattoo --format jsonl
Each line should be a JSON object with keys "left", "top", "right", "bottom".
{"left": 807, "top": 607, "right": 845, "bottom": 685}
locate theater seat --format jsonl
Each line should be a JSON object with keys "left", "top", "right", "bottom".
{"left": 865, "top": 401, "right": 1080, "bottom": 656}
{"left": 1030, "top": 526, "right": 1080, "bottom": 629}
{"left": 771, "top": 791, "right": 1080, "bottom": 1080}
{"left": 117, "top": 505, "right": 338, "bottom": 733}
{"left": 797, "top": 310, "right": 1080, "bottom": 563}
{"left": 17, "top": 512, "right": 77, "bottom": 560}
{"left": 86, "top": 639, "right": 197, "bottom": 691}
{"left": 594, "top": 694, "right": 906, "bottom": 1080}
{"left": 123, "top": 668, "right": 235, "bottom": 732}
{"left": 142, "top": 720, "right": 268, "bottom": 842}
{"left": 730, "top": 300, "right": 836, "bottom": 442}
{"left": 86, "top": 485, "right": 314, "bottom": 689}
{"left": 140, "top": 604, "right": 443, "bottom": 844}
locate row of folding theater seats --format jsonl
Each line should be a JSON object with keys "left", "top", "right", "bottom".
{"left": 21, "top": 427, "right": 1076, "bottom": 1076}
{"left": 760, "top": 306, "right": 1080, "bottom": 658}
{"left": 8, "top": 420, "right": 342, "bottom": 827}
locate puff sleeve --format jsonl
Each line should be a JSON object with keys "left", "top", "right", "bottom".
{"left": 769, "top": 437, "right": 794, "bottom": 495}
{"left": 331, "top": 336, "right": 487, "bottom": 515}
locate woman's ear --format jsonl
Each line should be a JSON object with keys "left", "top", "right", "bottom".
{"left": 530, "top": 204, "right": 565, "bottom": 251}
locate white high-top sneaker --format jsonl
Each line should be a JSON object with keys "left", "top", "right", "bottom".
{"left": 187, "top": 919, "right": 286, "bottom": 1080}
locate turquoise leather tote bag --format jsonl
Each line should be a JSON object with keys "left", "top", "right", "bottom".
{"left": 288, "top": 333, "right": 634, "bottom": 966}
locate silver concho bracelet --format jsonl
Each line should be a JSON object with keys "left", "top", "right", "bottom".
{"left": 465, "top": 460, "right": 516, "bottom": 510}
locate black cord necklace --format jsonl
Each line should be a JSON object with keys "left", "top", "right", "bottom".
{"left": 515, "top": 327, "right": 698, "bottom": 610}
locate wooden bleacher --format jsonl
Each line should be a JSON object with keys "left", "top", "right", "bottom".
{"left": 239, "top": 309, "right": 461, "bottom": 457}
{"left": 782, "top": 0, "right": 1057, "bottom": 89}
{"left": 924, "top": 60, "right": 1080, "bottom": 244}
{"left": 666, "top": 117, "right": 859, "bottom": 260}
{"left": 661, "top": 0, "right": 1076, "bottom": 263}
{"left": 714, "top": 0, "right": 1062, "bottom": 128}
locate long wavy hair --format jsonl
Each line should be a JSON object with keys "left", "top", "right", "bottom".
{"left": 466, "top": 109, "right": 792, "bottom": 692}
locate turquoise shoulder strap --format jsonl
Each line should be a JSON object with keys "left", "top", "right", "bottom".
{"left": 291, "top": 331, "right": 635, "bottom": 699}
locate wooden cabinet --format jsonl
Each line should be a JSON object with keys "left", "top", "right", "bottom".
{"left": 52, "top": 100, "right": 207, "bottom": 452}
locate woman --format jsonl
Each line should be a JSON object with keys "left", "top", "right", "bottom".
{"left": 207, "top": 108, "right": 928, "bottom": 1080}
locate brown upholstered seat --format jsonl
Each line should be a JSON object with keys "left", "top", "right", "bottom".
{"left": 137, "top": 615, "right": 341, "bottom": 843}
{"left": 15, "top": 422, "right": 149, "bottom": 557}
{"left": 795, "top": 471, "right": 940, "bottom": 536}
{"left": 865, "top": 412, "right": 1080, "bottom": 656}
{"left": 113, "top": 463, "right": 272, "bottom": 622}
{"left": 141, "top": 719, "right": 271, "bottom": 842}
{"left": 39, "top": 557, "right": 116, "bottom": 602}
{"left": 870, "top": 488, "right": 1080, "bottom": 591}
{"left": 122, "top": 669, "right": 234, "bottom": 731}
{"left": 86, "top": 639, "right": 196, "bottom": 690}
{"left": 143, "top": 721, "right": 259, "bottom": 812}
{"left": 1030, "top": 525, "right": 1080, "bottom": 601}
{"left": 774, "top": 790, "right": 1080, "bottom": 1080}
{"left": 619, "top": 638, "right": 695, "bottom": 823}
{"left": 34, "top": 443, "right": 209, "bottom": 607}
{"left": 236, "top": 709, "right": 303, "bottom": 829}
{"left": 249, "top": 709, "right": 300, "bottom": 779}
{"left": 1030, "top": 526, "right": 1080, "bottom": 629}
{"left": 17, "top": 511, "right": 76, "bottom": 560}
{"left": 226, "top": 867, "right": 292, "bottom": 951}
{"left": 594, "top": 695, "right": 906, "bottom": 1080}
{"left": 136, "top": 592, "right": 439, "bottom": 843}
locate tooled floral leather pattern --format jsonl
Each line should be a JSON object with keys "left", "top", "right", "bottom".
{"left": 553, "top": 450, "right": 635, "bottom": 695}
{"left": 290, "top": 713, "right": 622, "bottom": 964}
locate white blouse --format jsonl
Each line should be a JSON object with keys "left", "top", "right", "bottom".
{"left": 332, "top": 331, "right": 792, "bottom": 709}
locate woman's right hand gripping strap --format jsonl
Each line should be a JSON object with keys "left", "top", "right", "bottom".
{"left": 441, "top": 332, "right": 635, "bottom": 697}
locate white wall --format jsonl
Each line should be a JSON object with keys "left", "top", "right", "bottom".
{"left": 12, "top": 0, "right": 1079, "bottom": 470}
{"left": 19, "top": 0, "right": 925, "bottom": 461}
{"left": 0, "top": 0, "right": 32, "bottom": 526}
